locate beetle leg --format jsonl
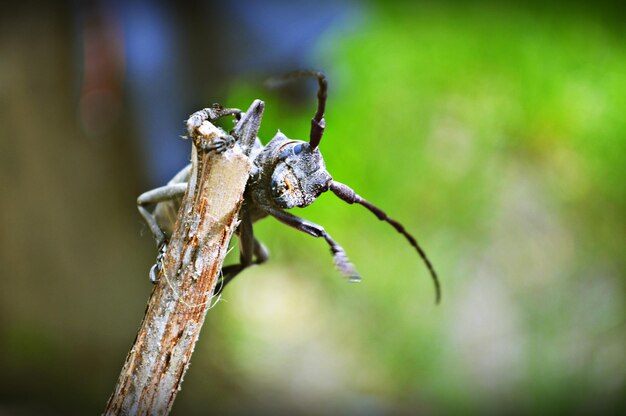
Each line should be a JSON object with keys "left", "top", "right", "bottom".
{"left": 214, "top": 206, "right": 269, "bottom": 295}
{"left": 330, "top": 181, "right": 441, "bottom": 303}
{"left": 149, "top": 243, "right": 168, "bottom": 283}
{"left": 263, "top": 207, "right": 360, "bottom": 281}
{"left": 196, "top": 134, "right": 236, "bottom": 153}
{"left": 137, "top": 183, "right": 187, "bottom": 247}
{"left": 215, "top": 240, "right": 268, "bottom": 295}
{"left": 138, "top": 183, "right": 188, "bottom": 206}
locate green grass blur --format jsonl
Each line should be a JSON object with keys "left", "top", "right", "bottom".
{"left": 201, "top": 3, "right": 626, "bottom": 414}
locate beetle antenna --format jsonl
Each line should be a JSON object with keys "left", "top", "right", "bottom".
{"left": 329, "top": 181, "right": 441, "bottom": 304}
{"left": 265, "top": 70, "right": 327, "bottom": 149}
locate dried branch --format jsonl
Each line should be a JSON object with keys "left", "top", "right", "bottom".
{"left": 104, "top": 101, "right": 263, "bottom": 415}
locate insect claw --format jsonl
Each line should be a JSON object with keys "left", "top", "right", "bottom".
{"left": 331, "top": 248, "right": 360, "bottom": 281}
{"left": 149, "top": 243, "right": 168, "bottom": 284}
{"left": 197, "top": 134, "right": 236, "bottom": 154}
{"left": 149, "top": 263, "right": 160, "bottom": 284}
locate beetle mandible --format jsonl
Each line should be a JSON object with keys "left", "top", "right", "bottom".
{"left": 137, "top": 71, "right": 441, "bottom": 303}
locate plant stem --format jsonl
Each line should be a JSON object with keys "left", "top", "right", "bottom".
{"left": 104, "top": 113, "right": 256, "bottom": 415}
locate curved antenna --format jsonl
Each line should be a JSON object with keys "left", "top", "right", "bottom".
{"left": 330, "top": 181, "right": 441, "bottom": 304}
{"left": 265, "top": 70, "right": 327, "bottom": 149}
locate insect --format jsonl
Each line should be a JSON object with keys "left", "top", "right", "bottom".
{"left": 137, "top": 71, "right": 441, "bottom": 303}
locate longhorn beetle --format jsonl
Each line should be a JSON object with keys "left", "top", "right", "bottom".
{"left": 137, "top": 71, "right": 441, "bottom": 303}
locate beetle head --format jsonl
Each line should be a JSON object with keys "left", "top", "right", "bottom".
{"left": 269, "top": 136, "right": 332, "bottom": 209}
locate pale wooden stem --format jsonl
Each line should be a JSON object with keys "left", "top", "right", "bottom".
{"left": 104, "top": 126, "right": 253, "bottom": 415}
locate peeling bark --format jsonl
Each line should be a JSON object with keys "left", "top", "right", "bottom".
{"left": 104, "top": 115, "right": 255, "bottom": 415}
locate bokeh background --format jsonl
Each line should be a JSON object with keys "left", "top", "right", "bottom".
{"left": 1, "top": 1, "right": 625, "bottom": 414}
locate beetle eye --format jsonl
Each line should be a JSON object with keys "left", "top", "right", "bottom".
{"left": 293, "top": 143, "right": 304, "bottom": 155}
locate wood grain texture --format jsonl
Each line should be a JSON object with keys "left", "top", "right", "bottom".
{"left": 104, "top": 130, "right": 253, "bottom": 416}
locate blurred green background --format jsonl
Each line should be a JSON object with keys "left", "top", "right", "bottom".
{"left": 1, "top": 1, "right": 625, "bottom": 415}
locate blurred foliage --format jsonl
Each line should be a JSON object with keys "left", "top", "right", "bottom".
{"left": 1, "top": 1, "right": 625, "bottom": 415}
{"left": 216, "top": 3, "right": 626, "bottom": 414}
